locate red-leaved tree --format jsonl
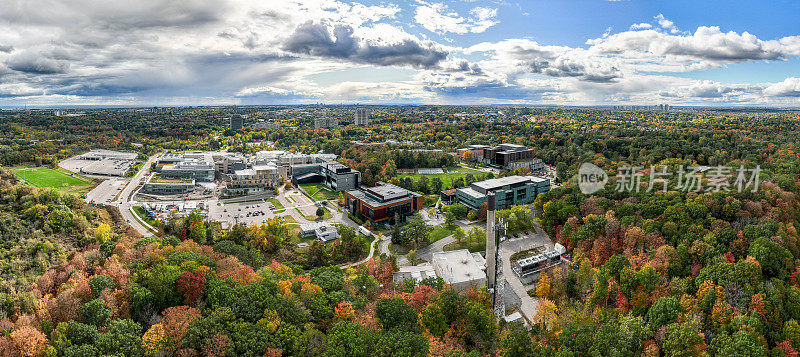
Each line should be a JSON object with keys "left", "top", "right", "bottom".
{"left": 177, "top": 271, "right": 208, "bottom": 305}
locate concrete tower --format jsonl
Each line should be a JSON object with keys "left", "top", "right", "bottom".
{"left": 486, "top": 193, "right": 497, "bottom": 289}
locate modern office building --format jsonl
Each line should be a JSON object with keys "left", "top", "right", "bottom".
{"left": 432, "top": 249, "right": 487, "bottom": 292}
{"left": 314, "top": 118, "right": 338, "bottom": 129}
{"left": 142, "top": 174, "right": 195, "bottom": 195}
{"left": 160, "top": 159, "right": 215, "bottom": 182}
{"left": 226, "top": 164, "right": 281, "bottom": 196}
{"left": 482, "top": 144, "right": 545, "bottom": 170}
{"left": 456, "top": 175, "right": 550, "bottom": 210}
{"left": 253, "top": 150, "right": 337, "bottom": 179}
{"left": 212, "top": 152, "right": 248, "bottom": 175}
{"left": 343, "top": 183, "right": 423, "bottom": 223}
{"left": 354, "top": 108, "right": 369, "bottom": 125}
{"left": 230, "top": 115, "right": 244, "bottom": 130}
{"left": 292, "top": 161, "right": 361, "bottom": 191}
{"left": 456, "top": 145, "right": 492, "bottom": 161}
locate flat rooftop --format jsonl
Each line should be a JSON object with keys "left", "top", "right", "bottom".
{"left": 471, "top": 175, "right": 532, "bottom": 191}
{"left": 457, "top": 186, "right": 484, "bottom": 199}
{"left": 364, "top": 184, "right": 412, "bottom": 201}
{"left": 347, "top": 184, "right": 418, "bottom": 208}
{"left": 80, "top": 149, "right": 138, "bottom": 161}
{"left": 148, "top": 174, "right": 194, "bottom": 184}
{"left": 432, "top": 249, "right": 486, "bottom": 285}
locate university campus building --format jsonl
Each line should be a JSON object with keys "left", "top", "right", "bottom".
{"left": 481, "top": 143, "right": 547, "bottom": 171}
{"left": 291, "top": 161, "right": 361, "bottom": 191}
{"left": 343, "top": 182, "right": 423, "bottom": 223}
{"left": 455, "top": 175, "right": 550, "bottom": 210}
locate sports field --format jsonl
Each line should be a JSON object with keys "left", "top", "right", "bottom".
{"left": 14, "top": 167, "right": 91, "bottom": 189}
{"left": 396, "top": 167, "right": 484, "bottom": 188}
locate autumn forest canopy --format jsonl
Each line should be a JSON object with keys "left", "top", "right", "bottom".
{"left": 1, "top": 106, "right": 800, "bottom": 356}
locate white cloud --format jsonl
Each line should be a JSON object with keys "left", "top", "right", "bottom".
{"left": 0, "top": 2, "right": 797, "bottom": 107}
{"left": 654, "top": 14, "right": 679, "bottom": 34}
{"left": 414, "top": 2, "right": 498, "bottom": 35}
{"left": 630, "top": 23, "right": 652, "bottom": 30}
{"left": 587, "top": 26, "right": 800, "bottom": 64}
{"left": 764, "top": 77, "right": 800, "bottom": 97}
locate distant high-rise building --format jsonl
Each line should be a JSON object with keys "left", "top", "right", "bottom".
{"left": 314, "top": 118, "right": 338, "bottom": 129}
{"left": 354, "top": 108, "right": 369, "bottom": 125}
{"left": 230, "top": 115, "right": 244, "bottom": 130}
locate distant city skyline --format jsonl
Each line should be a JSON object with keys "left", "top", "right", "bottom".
{"left": 0, "top": 0, "right": 799, "bottom": 107}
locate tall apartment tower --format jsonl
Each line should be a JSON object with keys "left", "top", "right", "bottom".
{"left": 230, "top": 115, "right": 244, "bottom": 130}
{"left": 354, "top": 108, "right": 369, "bottom": 125}
{"left": 485, "top": 193, "right": 497, "bottom": 290}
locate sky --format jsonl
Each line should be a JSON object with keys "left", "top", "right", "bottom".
{"left": 1, "top": 0, "right": 799, "bottom": 107}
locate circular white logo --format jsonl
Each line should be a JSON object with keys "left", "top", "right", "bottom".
{"left": 578, "top": 163, "right": 608, "bottom": 194}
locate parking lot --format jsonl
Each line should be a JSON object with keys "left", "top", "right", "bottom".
{"left": 85, "top": 178, "right": 129, "bottom": 204}
{"left": 208, "top": 199, "right": 280, "bottom": 227}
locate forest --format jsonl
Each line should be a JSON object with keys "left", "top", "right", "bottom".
{"left": 0, "top": 106, "right": 799, "bottom": 356}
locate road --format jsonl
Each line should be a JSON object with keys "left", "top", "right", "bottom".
{"left": 498, "top": 221, "right": 554, "bottom": 323}
{"left": 115, "top": 153, "right": 161, "bottom": 237}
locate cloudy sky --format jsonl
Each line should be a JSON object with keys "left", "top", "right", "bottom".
{"left": 1, "top": 0, "right": 799, "bottom": 107}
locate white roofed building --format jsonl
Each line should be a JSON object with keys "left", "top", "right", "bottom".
{"left": 432, "top": 249, "right": 487, "bottom": 292}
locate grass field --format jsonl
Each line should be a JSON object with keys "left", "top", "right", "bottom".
{"left": 429, "top": 226, "right": 455, "bottom": 243}
{"left": 300, "top": 183, "right": 339, "bottom": 201}
{"left": 14, "top": 167, "right": 91, "bottom": 189}
{"left": 268, "top": 198, "right": 284, "bottom": 210}
{"left": 397, "top": 167, "right": 484, "bottom": 188}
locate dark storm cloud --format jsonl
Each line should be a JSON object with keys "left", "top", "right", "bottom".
{"left": 0, "top": 45, "right": 13, "bottom": 53}
{"left": 6, "top": 52, "right": 69, "bottom": 74}
{"left": 283, "top": 21, "right": 448, "bottom": 69}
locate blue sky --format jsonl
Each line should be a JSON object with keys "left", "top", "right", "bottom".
{"left": 0, "top": 0, "right": 798, "bottom": 106}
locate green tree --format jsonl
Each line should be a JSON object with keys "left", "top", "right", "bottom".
{"left": 431, "top": 177, "right": 443, "bottom": 193}
{"left": 404, "top": 213, "right": 432, "bottom": 249}
{"left": 375, "top": 330, "right": 429, "bottom": 357}
{"left": 498, "top": 329, "right": 535, "bottom": 357}
{"left": 663, "top": 322, "right": 705, "bottom": 357}
{"left": 376, "top": 298, "right": 417, "bottom": 332}
{"left": 324, "top": 321, "right": 376, "bottom": 357}
{"left": 79, "top": 298, "right": 110, "bottom": 327}
{"left": 444, "top": 211, "right": 456, "bottom": 228}
{"left": 97, "top": 319, "right": 144, "bottom": 356}
{"left": 709, "top": 331, "right": 764, "bottom": 356}
{"left": 749, "top": 237, "right": 791, "bottom": 278}
{"left": 647, "top": 296, "right": 681, "bottom": 329}
{"left": 420, "top": 304, "right": 448, "bottom": 337}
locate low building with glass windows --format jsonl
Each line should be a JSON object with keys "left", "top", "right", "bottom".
{"left": 343, "top": 183, "right": 423, "bottom": 223}
{"left": 142, "top": 174, "right": 195, "bottom": 195}
{"left": 455, "top": 175, "right": 550, "bottom": 210}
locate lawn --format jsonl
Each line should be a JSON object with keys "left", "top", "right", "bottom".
{"left": 132, "top": 206, "right": 159, "bottom": 227}
{"left": 300, "top": 206, "right": 333, "bottom": 221}
{"left": 443, "top": 238, "right": 486, "bottom": 253}
{"left": 429, "top": 226, "right": 454, "bottom": 243}
{"left": 396, "top": 167, "right": 484, "bottom": 188}
{"left": 268, "top": 198, "right": 284, "bottom": 210}
{"left": 14, "top": 167, "right": 91, "bottom": 190}
{"left": 300, "top": 183, "right": 339, "bottom": 201}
